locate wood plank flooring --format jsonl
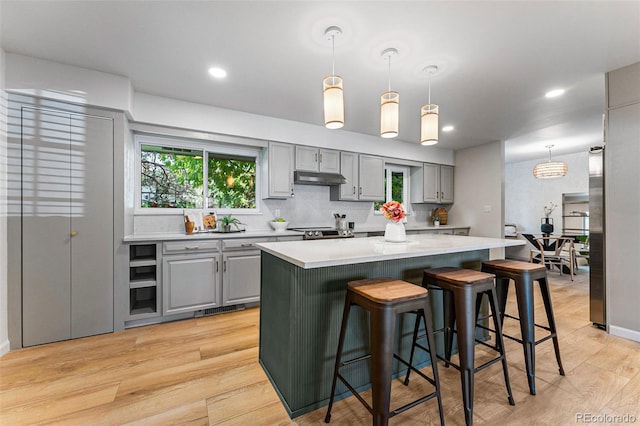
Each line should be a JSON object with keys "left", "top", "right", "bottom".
{"left": 1, "top": 266, "right": 639, "bottom": 425}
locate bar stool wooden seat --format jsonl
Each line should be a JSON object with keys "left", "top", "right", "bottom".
{"left": 418, "top": 267, "right": 515, "bottom": 426}
{"left": 481, "top": 259, "right": 565, "bottom": 395}
{"left": 325, "top": 278, "right": 444, "bottom": 426}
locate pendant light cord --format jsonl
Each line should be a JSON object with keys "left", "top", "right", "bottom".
{"left": 331, "top": 34, "right": 336, "bottom": 76}
{"left": 428, "top": 69, "right": 432, "bottom": 104}
{"left": 387, "top": 55, "right": 392, "bottom": 93}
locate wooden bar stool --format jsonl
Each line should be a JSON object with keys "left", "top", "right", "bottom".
{"left": 325, "top": 278, "right": 444, "bottom": 426}
{"left": 481, "top": 259, "right": 565, "bottom": 395}
{"left": 420, "top": 267, "right": 515, "bottom": 426}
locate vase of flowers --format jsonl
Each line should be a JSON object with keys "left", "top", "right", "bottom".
{"left": 380, "top": 201, "right": 406, "bottom": 242}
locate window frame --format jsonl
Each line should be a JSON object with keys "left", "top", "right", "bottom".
{"left": 374, "top": 164, "right": 411, "bottom": 215}
{"left": 135, "top": 134, "right": 262, "bottom": 215}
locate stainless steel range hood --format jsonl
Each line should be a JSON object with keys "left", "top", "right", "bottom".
{"left": 294, "top": 170, "right": 346, "bottom": 186}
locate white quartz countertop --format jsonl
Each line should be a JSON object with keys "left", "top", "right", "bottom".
{"left": 256, "top": 234, "right": 525, "bottom": 269}
{"left": 124, "top": 229, "right": 303, "bottom": 242}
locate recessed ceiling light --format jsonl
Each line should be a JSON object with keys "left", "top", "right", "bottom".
{"left": 442, "top": 125, "right": 454, "bottom": 132}
{"left": 208, "top": 67, "right": 227, "bottom": 79}
{"left": 545, "top": 88, "right": 565, "bottom": 98}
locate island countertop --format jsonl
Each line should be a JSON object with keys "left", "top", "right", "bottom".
{"left": 256, "top": 234, "right": 525, "bottom": 269}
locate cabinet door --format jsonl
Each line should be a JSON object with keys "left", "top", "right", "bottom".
{"left": 163, "top": 254, "right": 221, "bottom": 315}
{"left": 319, "top": 148, "right": 340, "bottom": 173}
{"left": 267, "top": 142, "right": 294, "bottom": 198}
{"left": 295, "top": 145, "right": 319, "bottom": 171}
{"left": 223, "top": 250, "right": 261, "bottom": 306}
{"left": 337, "top": 151, "right": 358, "bottom": 200}
{"left": 358, "top": 154, "right": 385, "bottom": 201}
{"left": 439, "top": 165, "right": 454, "bottom": 203}
{"left": 422, "top": 163, "right": 440, "bottom": 203}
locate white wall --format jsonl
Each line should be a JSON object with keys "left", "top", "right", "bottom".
{"left": 0, "top": 47, "right": 9, "bottom": 356}
{"left": 450, "top": 141, "right": 504, "bottom": 238}
{"left": 505, "top": 151, "right": 589, "bottom": 259}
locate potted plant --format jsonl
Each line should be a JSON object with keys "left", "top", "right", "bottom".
{"left": 432, "top": 214, "right": 441, "bottom": 227}
{"left": 219, "top": 214, "right": 243, "bottom": 232}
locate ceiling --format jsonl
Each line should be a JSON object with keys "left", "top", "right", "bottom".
{"left": 1, "top": 1, "right": 639, "bottom": 162}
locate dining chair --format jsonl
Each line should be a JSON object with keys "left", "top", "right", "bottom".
{"left": 530, "top": 237, "right": 575, "bottom": 281}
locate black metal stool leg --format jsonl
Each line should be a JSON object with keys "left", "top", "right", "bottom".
{"left": 370, "top": 306, "right": 395, "bottom": 426}
{"left": 443, "top": 289, "right": 455, "bottom": 368}
{"left": 513, "top": 278, "right": 537, "bottom": 395}
{"left": 325, "top": 296, "right": 352, "bottom": 423}
{"left": 488, "top": 288, "right": 516, "bottom": 406}
{"left": 422, "top": 303, "right": 445, "bottom": 426}
{"left": 453, "top": 287, "right": 476, "bottom": 426}
{"left": 403, "top": 310, "right": 422, "bottom": 386}
{"left": 538, "top": 276, "right": 565, "bottom": 376}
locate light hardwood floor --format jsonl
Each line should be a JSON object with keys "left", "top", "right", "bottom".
{"left": 2, "top": 266, "right": 639, "bottom": 425}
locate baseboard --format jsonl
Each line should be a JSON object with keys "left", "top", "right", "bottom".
{"left": 0, "top": 339, "right": 10, "bottom": 357}
{"left": 609, "top": 325, "right": 640, "bottom": 343}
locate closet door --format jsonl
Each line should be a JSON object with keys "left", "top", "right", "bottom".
{"left": 70, "top": 113, "right": 114, "bottom": 338}
{"left": 21, "top": 106, "right": 114, "bottom": 347}
{"left": 22, "top": 108, "right": 73, "bottom": 346}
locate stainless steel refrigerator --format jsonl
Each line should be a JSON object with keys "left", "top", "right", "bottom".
{"left": 589, "top": 146, "right": 606, "bottom": 328}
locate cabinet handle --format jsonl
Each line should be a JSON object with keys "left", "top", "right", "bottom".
{"left": 215, "top": 260, "right": 219, "bottom": 272}
{"left": 352, "top": 186, "right": 356, "bottom": 194}
{"left": 319, "top": 153, "right": 323, "bottom": 163}
{"left": 441, "top": 192, "right": 444, "bottom": 199}
{"left": 223, "top": 260, "right": 227, "bottom": 272}
{"left": 185, "top": 245, "right": 199, "bottom": 250}
{"left": 315, "top": 152, "right": 318, "bottom": 163}
{"left": 240, "top": 243, "right": 253, "bottom": 247}
{"left": 291, "top": 184, "right": 294, "bottom": 197}
{"left": 70, "top": 231, "right": 78, "bottom": 237}
{"left": 359, "top": 187, "right": 362, "bottom": 195}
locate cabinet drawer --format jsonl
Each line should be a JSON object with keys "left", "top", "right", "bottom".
{"left": 222, "top": 238, "right": 273, "bottom": 251}
{"left": 163, "top": 240, "right": 220, "bottom": 254}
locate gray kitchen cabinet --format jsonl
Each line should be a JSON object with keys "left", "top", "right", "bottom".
{"left": 221, "top": 237, "right": 273, "bottom": 306}
{"left": 411, "top": 163, "right": 454, "bottom": 204}
{"left": 263, "top": 141, "right": 294, "bottom": 198}
{"left": 331, "top": 152, "right": 384, "bottom": 201}
{"left": 295, "top": 146, "right": 340, "bottom": 173}
{"left": 359, "top": 154, "right": 385, "bottom": 200}
{"left": 11, "top": 99, "right": 115, "bottom": 347}
{"left": 162, "top": 241, "right": 221, "bottom": 315}
{"left": 222, "top": 250, "right": 261, "bottom": 305}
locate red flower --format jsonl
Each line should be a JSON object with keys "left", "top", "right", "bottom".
{"left": 380, "top": 201, "right": 406, "bottom": 222}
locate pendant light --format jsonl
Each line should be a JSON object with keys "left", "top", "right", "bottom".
{"left": 323, "top": 26, "right": 344, "bottom": 129}
{"left": 533, "top": 145, "right": 568, "bottom": 178}
{"left": 420, "top": 65, "right": 439, "bottom": 146}
{"left": 380, "top": 48, "right": 399, "bottom": 138}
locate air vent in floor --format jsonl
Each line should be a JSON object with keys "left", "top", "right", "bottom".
{"left": 195, "top": 305, "right": 244, "bottom": 317}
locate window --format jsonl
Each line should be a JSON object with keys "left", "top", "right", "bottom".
{"left": 374, "top": 164, "right": 409, "bottom": 212}
{"left": 137, "top": 136, "right": 259, "bottom": 213}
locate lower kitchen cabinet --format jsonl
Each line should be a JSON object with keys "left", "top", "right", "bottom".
{"left": 163, "top": 252, "right": 221, "bottom": 315}
{"left": 223, "top": 250, "right": 261, "bottom": 305}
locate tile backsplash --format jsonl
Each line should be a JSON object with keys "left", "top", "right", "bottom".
{"left": 132, "top": 184, "right": 439, "bottom": 234}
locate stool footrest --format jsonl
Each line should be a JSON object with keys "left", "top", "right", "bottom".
{"left": 340, "top": 354, "right": 371, "bottom": 367}
{"left": 392, "top": 392, "right": 440, "bottom": 417}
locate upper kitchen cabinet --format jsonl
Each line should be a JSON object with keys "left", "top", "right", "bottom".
{"left": 8, "top": 96, "right": 116, "bottom": 347}
{"left": 411, "top": 163, "right": 454, "bottom": 204}
{"left": 295, "top": 146, "right": 340, "bottom": 173}
{"left": 262, "top": 141, "right": 294, "bottom": 198}
{"left": 330, "top": 152, "right": 384, "bottom": 201}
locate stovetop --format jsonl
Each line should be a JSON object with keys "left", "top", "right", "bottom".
{"left": 290, "top": 227, "right": 354, "bottom": 240}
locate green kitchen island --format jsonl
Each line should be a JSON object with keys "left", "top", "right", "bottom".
{"left": 256, "top": 234, "right": 524, "bottom": 418}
